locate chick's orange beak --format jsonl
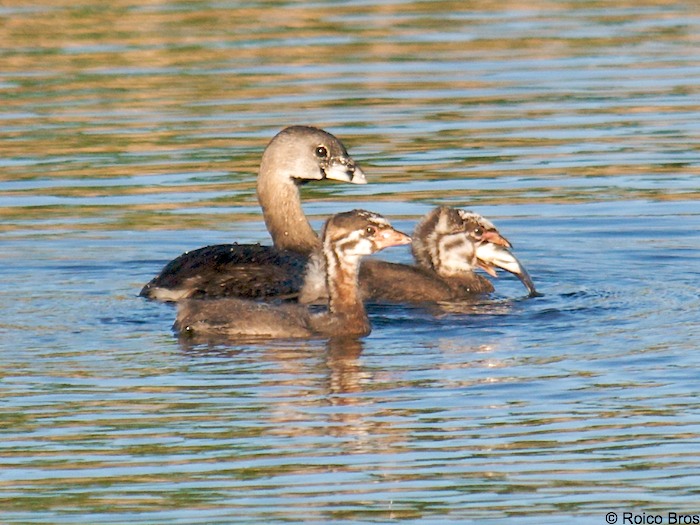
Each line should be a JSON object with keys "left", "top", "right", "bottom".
{"left": 375, "top": 228, "right": 412, "bottom": 250}
{"left": 481, "top": 229, "right": 512, "bottom": 248}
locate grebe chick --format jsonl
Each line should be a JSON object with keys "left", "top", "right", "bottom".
{"left": 140, "top": 126, "right": 367, "bottom": 302}
{"left": 175, "top": 210, "right": 411, "bottom": 340}
{"left": 339, "top": 206, "right": 538, "bottom": 303}
{"left": 412, "top": 206, "right": 538, "bottom": 297}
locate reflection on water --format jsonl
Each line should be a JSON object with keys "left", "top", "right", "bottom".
{"left": 2, "top": 0, "right": 700, "bottom": 523}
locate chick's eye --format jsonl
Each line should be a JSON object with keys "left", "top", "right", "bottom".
{"left": 365, "top": 226, "right": 376, "bottom": 236}
{"left": 315, "top": 145, "right": 329, "bottom": 158}
{"left": 473, "top": 227, "right": 483, "bottom": 238}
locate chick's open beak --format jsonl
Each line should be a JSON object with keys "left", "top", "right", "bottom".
{"left": 475, "top": 242, "right": 541, "bottom": 297}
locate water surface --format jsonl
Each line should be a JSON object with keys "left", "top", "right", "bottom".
{"left": 1, "top": 1, "right": 700, "bottom": 523}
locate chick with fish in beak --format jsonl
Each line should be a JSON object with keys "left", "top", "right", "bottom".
{"left": 354, "top": 206, "right": 541, "bottom": 303}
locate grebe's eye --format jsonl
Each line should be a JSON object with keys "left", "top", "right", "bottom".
{"left": 315, "top": 145, "right": 329, "bottom": 158}
{"left": 365, "top": 226, "right": 376, "bottom": 236}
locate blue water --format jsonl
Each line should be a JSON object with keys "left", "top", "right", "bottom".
{"left": 1, "top": 1, "right": 700, "bottom": 523}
